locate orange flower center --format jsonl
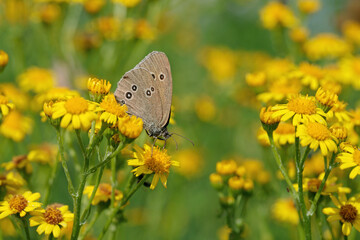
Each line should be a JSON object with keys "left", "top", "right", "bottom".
{"left": 64, "top": 97, "right": 88, "bottom": 115}
{"left": 0, "top": 95, "right": 8, "bottom": 104}
{"left": 275, "top": 123, "right": 295, "bottom": 135}
{"left": 306, "top": 122, "right": 330, "bottom": 141}
{"left": 340, "top": 204, "right": 357, "bottom": 223}
{"left": 307, "top": 179, "right": 322, "bottom": 192}
{"left": 99, "top": 184, "right": 112, "bottom": 196}
{"left": 353, "top": 150, "right": 360, "bottom": 165}
{"left": 100, "top": 95, "right": 127, "bottom": 117}
{"left": 44, "top": 206, "right": 63, "bottom": 225}
{"left": 287, "top": 97, "right": 317, "bottom": 114}
{"left": 144, "top": 148, "right": 171, "bottom": 174}
{"left": 9, "top": 195, "right": 28, "bottom": 213}
{"left": 12, "top": 155, "right": 28, "bottom": 166}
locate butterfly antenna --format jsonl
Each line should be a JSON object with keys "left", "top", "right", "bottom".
{"left": 171, "top": 135, "right": 179, "bottom": 150}
{"left": 151, "top": 138, "right": 158, "bottom": 156}
{"left": 170, "top": 133, "right": 194, "bottom": 147}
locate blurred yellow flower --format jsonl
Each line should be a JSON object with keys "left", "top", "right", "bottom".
{"left": 298, "top": 62, "right": 324, "bottom": 90}
{"left": 304, "top": 34, "right": 352, "bottom": 60}
{"left": 118, "top": 115, "right": 143, "bottom": 139}
{"left": 342, "top": 20, "right": 360, "bottom": 46}
{"left": 327, "top": 101, "right": 351, "bottom": 123}
{"left": 296, "top": 122, "right": 338, "bottom": 156}
{"left": 245, "top": 72, "right": 266, "bottom": 87}
{"left": 297, "top": 0, "right": 320, "bottom": 14}
{"left": 216, "top": 159, "right": 237, "bottom": 175}
{"left": 96, "top": 17, "right": 121, "bottom": 40}
{"left": 273, "top": 122, "right": 296, "bottom": 146}
{"left": 2, "top": 155, "right": 32, "bottom": 174}
{"left": 303, "top": 153, "right": 325, "bottom": 176}
{"left": 83, "top": 183, "right": 123, "bottom": 205}
{"left": 0, "top": 50, "right": 9, "bottom": 71}
{"left": 52, "top": 97, "right": 98, "bottom": 131}
{"left": 0, "top": 191, "right": 41, "bottom": 219}
{"left": 30, "top": 204, "right": 74, "bottom": 238}
{"left": 84, "top": 0, "right": 105, "bottom": 14}
{"left": 264, "top": 58, "right": 295, "bottom": 80}
{"left": 135, "top": 19, "right": 157, "bottom": 41}
{"left": 173, "top": 149, "right": 203, "bottom": 178}
{"left": 209, "top": 173, "right": 223, "bottom": 189}
{"left": 200, "top": 47, "right": 238, "bottom": 83}
{"left": 337, "top": 57, "right": 360, "bottom": 89}
{"left": 289, "top": 26, "right": 309, "bottom": 43}
{"left": 0, "top": 218, "right": 16, "bottom": 236}
{"left": 330, "top": 125, "right": 348, "bottom": 142}
{"left": 195, "top": 96, "right": 216, "bottom": 122}
{"left": 260, "top": 1, "right": 297, "bottom": 30}
{"left": 18, "top": 67, "right": 55, "bottom": 94}
{"left": 27, "top": 143, "right": 58, "bottom": 164}
{"left": 294, "top": 173, "right": 343, "bottom": 195}
{"left": 272, "top": 95, "right": 326, "bottom": 126}
{"left": 0, "top": 111, "right": 33, "bottom": 142}
{"left": 323, "top": 193, "right": 360, "bottom": 236}
{"left": 257, "top": 127, "right": 270, "bottom": 147}
{"left": 39, "top": 3, "right": 61, "bottom": 24}
{"left": 0, "top": 94, "right": 14, "bottom": 117}
{"left": 128, "top": 144, "right": 179, "bottom": 190}
{"left": 97, "top": 94, "right": 127, "bottom": 126}
{"left": 228, "top": 176, "right": 244, "bottom": 191}
{"left": 0, "top": 172, "right": 26, "bottom": 194}
{"left": 257, "top": 77, "right": 301, "bottom": 104}
{"left": 0, "top": 83, "right": 30, "bottom": 111}
{"left": 272, "top": 198, "right": 299, "bottom": 225}
{"left": 112, "top": 0, "right": 141, "bottom": 8}
{"left": 34, "top": 87, "right": 79, "bottom": 111}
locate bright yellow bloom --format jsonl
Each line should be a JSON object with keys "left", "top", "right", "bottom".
{"left": 289, "top": 26, "right": 309, "bottom": 43}
{"left": 216, "top": 159, "right": 237, "bottom": 175}
{"left": 296, "top": 122, "right": 338, "bottom": 156}
{"left": 87, "top": 78, "right": 111, "bottom": 96}
{"left": 173, "top": 149, "right": 203, "bottom": 178}
{"left": 273, "top": 122, "right": 296, "bottom": 146}
{"left": 327, "top": 101, "right": 352, "bottom": 123}
{"left": 294, "top": 173, "right": 344, "bottom": 195}
{"left": 337, "top": 57, "right": 360, "bottom": 89}
{"left": 260, "top": 2, "right": 297, "bottom": 30}
{"left": 195, "top": 96, "right": 216, "bottom": 122}
{"left": 298, "top": 0, "right": 320, "bottom": 14}
{"left": 34, "top": 87, "right": 79, "bottom": 111}
{"left": 272, "top": 198, "right": 299, "bottom": 225}
{"left": 118, "top": 115, "right": 143, "bottom": 139}
{"left": 0, "top": 191, "right": 41, "bottom": 219}
{"left": 30, "top": 204, "right": 74, "bottom": 238}
{"left": 128, "top": 144, "right": 179, "bottom": 190}
{"left": 112, "top": 0, "right": 141, "bottom": 8}
{"left": 245, "top": 72, "right": 266, "bottom": 87}
{"left": 315, "top": 87, "right": 338, "bottom": 111}
{"left": 342, "top": 20, "right": 360, "bottom": 46}
{"left": 228, "top": 176, "right": 244, "bottom": 191}
{"left": 52, "top": 97, "right": 98, "bottom": 131}
{"left": 18, "top": 67, "right": 55, "bottom": 94}
{"left": 272, "top": 95, "right": 326, "bottom": 126}
{"left": 209, "top": 173, "right": 223, "bottom": 189}
{"left": 338, "top": 146, "right": 360, "bottom": 179}
{"left": 0, "top": 111, "right": 32, "bottom": 142}
{"left": 260, "top": 106, "right": 281, "bottom": 126}
{"left": 84, "top": 0, "right": 105, "bottom": 14}
{"left": 200, "top": 47, "right": 238, "bottom": 84}
{"left": 0, "top": 94, "right": 14, "bottom": 117}
{"left": 97, "top": 94, "right": 127, "bottom": 126}
{"left": 0, "top": 50, "right": 9, "bottom": 71}
{"left": 83, "top": 183, "right": 123, "bottom": 205}
{"left": 330, "top": 125, "right": 347, "bottom": 142}
{"left": 2, "top": 155, "right": 32, "bottom": 174}
{"left": 0, "top": 83, "right": 29, "bottom": 111}
{"left": 0, "top": 172, "right": 26, "bottom": 194}
{"left": 304, "top": 34, "right": 352, "bottom": 60}
{"left": 323, "top": 193, "right": 360, "bottom": 236}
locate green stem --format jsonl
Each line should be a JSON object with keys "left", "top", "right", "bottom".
{"left": 75, "top": 130, "right": 87, "bottom": 158}
{"left": 43, "top": 152, "right": 60, "bottom": 205}
{"left": 307, "top": 154, "right": 336, "bottom": 217}
{"left": 97, "top": 175, "right": 150, "bottom": 240}
{"left": 56, "top": 129, "right": 75, "bottom": 196}
{"left": 20, "top": 217, "right": 31, "bottom": 240}
{"left": 79, "top": 208, "right": 102, "bottom": 240}
{"left": 268, "top": 132, "right": 298, "bottom": 201}
{"left": 48, "top": 234, "right": 54, "bottom": 240}
{"left": 300, "top": 146, "right": 311, "bottom": 168}
{"left": 111, "top": 154, "right": 117, "bottom": 207}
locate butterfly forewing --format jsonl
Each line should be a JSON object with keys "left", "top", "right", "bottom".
{"left": 135, "top": 51, "right": 173, "bottom": 127}
{"left": 115, "top": 68, "right": 164, "bottom": 129}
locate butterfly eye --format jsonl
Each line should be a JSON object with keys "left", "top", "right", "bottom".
{"left": 125, "top": 92, "right": 132, "bottom": 99}
{"left": 159, "top": 73, "right": 165, "bottom": 81}
{"left": 131, "top": 85, "right": 137, "bottom": 91}
{"left": 120, "top": 100, "right": 125, "bottom": 104}
{"left": 151, "top": 73, "right": 156, "bottom": 80}
{"left": 146, "top": 90, "right": 151, "bottom": 97}
{"left": 151, "top": 87, "right": 155, "bottom": 92}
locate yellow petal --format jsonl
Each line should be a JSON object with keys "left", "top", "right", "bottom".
{"left": 72, "top": 115, "right": 81, "bottom": 129}
{"left": 342, "top": 222, "right": 352, "bottom": 236}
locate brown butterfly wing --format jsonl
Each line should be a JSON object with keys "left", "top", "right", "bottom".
{"left": 136, "top": 51, "right": 173, "bottom": 127}
{"left": 114, "top": 68, "right": 163, "bottom": 130}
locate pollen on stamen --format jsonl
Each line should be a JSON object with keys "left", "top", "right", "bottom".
{"left": 287, "top": 97, "right": 317, "bottom": 114}
{"left": 64, "top": 97, "right": 89, "bottom": 115}
{"left": 340, "top": 204, "right": 358, "bottom": 223}
{"left": 9, "top": 195, "right": 28, "bottom": 213}
{"left": 306, "top": 122, "right": 330, "bottom": 141}
{"left": 44, "top": 206, "right": 63, "bottom": 225}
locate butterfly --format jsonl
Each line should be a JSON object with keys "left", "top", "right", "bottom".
{"left": 115, "top": 51, "right": 173, "bottom": 143}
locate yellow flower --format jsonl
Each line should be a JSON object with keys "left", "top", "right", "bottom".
{"left": 0, "top": 218, "right": 16, "bottom": 236}
{"left": 112, "top": 0, "right": 141, "bottom": 8}
{"left": 257, "top": 127, "right": 270, "bottom": 147}
{"left": 273, "top": 122, "right": 296, "bottom": 146}
{"left": 173, "top": 149, "right": 203, "bottom": 178}
{"left": 294, "top": 173, "right": 343, "bottom": 195}
{"left": 52, "top": 97, "right": 98, "bottom": 131}
{"left": 0, "top": 111, "right": 33, "bottom": 142}
{"left": 264, "top": 58, "right": 295, "bottom": 80}
{"left": 97, "top": 94, "right": 127, "bottom": 126}
{"left": 118, "top": 115, "right": 143, "bottom": 139}
{"left": 0, "top": 83, "right": 30, "bottom": 111}
{"left": 330, "top": 125, "right": 348, "bottom": 142}
{"left": 337, "top": 57, "right": 360, "bottom": 89}
{"left": 2, "top": 155, "right": 32, "bottom": 174}
{"left": 0, "top": 94, "right": 14, "bottom": 117}
{"left": 216, "top": 159, "right": 237, "bottom": 175}
{"left": 209, "top": 173, "right": 223, "bottom": 190}
{"left": 195, "top": 96, "right": 216, "bottom": 122}
{"left": 260, "top": 107, "right": 281, "bottom": 131}
{"left": 296, "top": 122, "right": 338, "bottom": 156}
{"left": 257, "top": 77, "right": 301, "bottom": 104}
{"left": 200, "top": 47, "right": 238, "bottom": 84}
{"left": 34, "top": 87, "right": 79, "bottom": 111}
{"left": 18, "top": 67, "right": 55, "bottom": 94}
{"left": 0, "top": 50, "right": 9, "bottom": 71}
{"left": 30, "top": 204, "right": 74, "bottom": 238}
{"left": 87, "top": 78, "right": 111, "bottom": 99}
{"left": 315, "top": 87, "right": 338, "bottom": 111}
{"left": 342, "top": 20, "right": 360, "bottom": 46}
{"left": 272, "top": 95, "right": 326, "bottom": 126}
{"left": 0, "top": 172, "right": 26, "bottom": 194}
{"left": 298, "top": 0, "right": 320, "bottom": 14}
{"left": 304, "top": 34, "right": 352, "bottom": 60}
{"left": 84, "top": 0, "right": 105, "bottom": 14}
{"left": 27, "top": 143, "right": 58, "bottom": 165}
{"left": 0, "top": 191, "right": 41, "bottom": 219}
{"left": 96, "top": 17, "right": 121, "bottom": 40}
{"left": 289, "top": 27, "right": 309, "bottom": 43}
{"left": 228, "top": 176, "right": 245, "bottom": 191}
{"left": 128, "top": 144, "right": 179, "bottom": 190}
{"left": 39, "top": 3, "right": 61, "bottom": 24}
{"left": 135, "top": 19, "right": 156, "bottom": 41}
{"left": 338, "top": 146, "right": 360, "bottom": 179}
{"left": 323, "top": 193, "right": 360, "bottom": 236}
{"left": 272, "top": 198, "right": 299, "bottom": 225}
{"left": 298, "top": 62, "right": 324, "bottom": 90}
{"left": 327, "top": 101, "right": 352, "bottom": 123}
{"left": 260, "top": 1, "right": 297, "bottom": 30}
{"left": 83, "top": 183, "right": 123, "bottom": 205}
{"left": 245, "top": 72, "right": 266, "bottom": 87}
{"left": 303, "top": 152, "right": 325, "bottom": 176}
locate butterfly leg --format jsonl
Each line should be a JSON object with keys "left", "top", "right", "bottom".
{"left": 151, "top": 137, "right": 158, "bottom": 156}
